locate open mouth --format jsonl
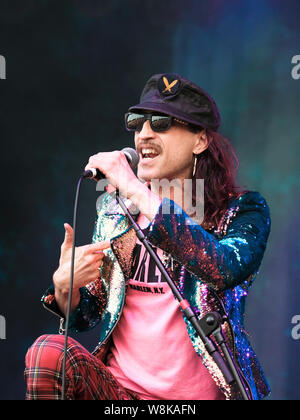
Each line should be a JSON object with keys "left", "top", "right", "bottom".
{"left": 140, "top": 148, "right": 161, "bottom": 161}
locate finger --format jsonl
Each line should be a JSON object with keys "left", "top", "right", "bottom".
{"left": 62, "top": 223, "right": 74, "bottom": 248}
{"left": 85, "top": 153, "right": 104, "bottom": 171}
{"left": 84, "top": 163, "right": 94, "bottom": 171}
{"left": 90, "top": 252, "right": 105, "bottom": 262}
{"left": 85, "top": 240, "right": 111, "bottom": 253}
{"left": 94, "top": 250, "right": 105, "bottom": 256}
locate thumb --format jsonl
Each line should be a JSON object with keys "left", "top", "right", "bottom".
{"left": 62, "top": 223, "right": 74, "bottom": 248}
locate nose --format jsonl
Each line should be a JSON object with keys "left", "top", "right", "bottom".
{"left": 134, "top": 119, "right": 156, "bottom": 151}
{"left": 138, "top": 120, "right": 156, "bottom": 140}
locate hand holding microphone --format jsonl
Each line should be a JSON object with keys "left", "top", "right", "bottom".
{"left": 83, "top": 146, "right": 160, "bottom": 221}
{"left": 83, "top": 147, "right": 141, "bottom": 199}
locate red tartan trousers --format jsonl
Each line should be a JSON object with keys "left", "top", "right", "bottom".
{"left": 24, "top": 334, "right": 140, "bottom": 400}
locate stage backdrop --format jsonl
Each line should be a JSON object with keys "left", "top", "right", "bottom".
{"left": 0, "top": 0, "right": 299, "bottom": 400}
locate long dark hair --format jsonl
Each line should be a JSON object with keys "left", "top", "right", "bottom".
{"left": 192, "top": 128, "right": 244, "bottom": 229}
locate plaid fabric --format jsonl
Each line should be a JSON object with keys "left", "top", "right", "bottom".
{"left": 24, "top": 334, "right": 141, "bottom": 400}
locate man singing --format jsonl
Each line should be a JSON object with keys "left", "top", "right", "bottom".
{"left": 25, "top": 73, "right": 271, "bottom": 400}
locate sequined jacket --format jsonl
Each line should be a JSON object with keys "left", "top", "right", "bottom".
{"left": 43, "top": 190, "right": 271, "bottom": 400}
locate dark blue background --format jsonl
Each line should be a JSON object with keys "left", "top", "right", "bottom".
{"left": 0, "top": 0, "right": 299, "bottom": 400}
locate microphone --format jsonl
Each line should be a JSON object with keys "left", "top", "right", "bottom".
{"left": 82, "top": 147, "right": 139, "bottom": 181}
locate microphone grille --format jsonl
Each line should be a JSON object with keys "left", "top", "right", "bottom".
{"left": 122, "top": 147, "right": 140, "bottom": 169}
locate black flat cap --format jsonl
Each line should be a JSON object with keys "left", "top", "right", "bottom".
{"left": 129, "top": 73, "right": 221, "bottom": 131}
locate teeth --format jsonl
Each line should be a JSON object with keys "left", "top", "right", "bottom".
{"left": 141, "top": 148, "right": 158, "bottom": 155}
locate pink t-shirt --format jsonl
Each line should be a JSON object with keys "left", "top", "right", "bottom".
{"left": 106, "top": 237, "right": 225, "bottom": 400}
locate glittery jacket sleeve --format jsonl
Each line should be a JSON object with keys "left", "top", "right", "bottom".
{"left": 144, "top": 191, "right": 271, "bottom": 291}
{"left": 41, "top": 284, "right": 105, "bottom": 332}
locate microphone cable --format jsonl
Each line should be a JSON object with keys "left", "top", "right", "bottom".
{"left": 61, "top": 174, "right": 84, "bottom": 400}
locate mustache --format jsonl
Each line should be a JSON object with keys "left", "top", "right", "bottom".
{"left": 136, "top": 143, "right": 162, "bottom": 154}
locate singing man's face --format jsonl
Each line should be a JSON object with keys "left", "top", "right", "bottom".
{"left": 134, "top": 116, "right": 206, "bottom": 182}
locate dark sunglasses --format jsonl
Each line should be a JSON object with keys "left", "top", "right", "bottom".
{"left": 125, "top": 112, "right": 190, "bottom": 133}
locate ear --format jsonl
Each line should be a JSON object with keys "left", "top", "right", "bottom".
{"left": 192, "top": 130, "right": 208, "bottom": 155}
